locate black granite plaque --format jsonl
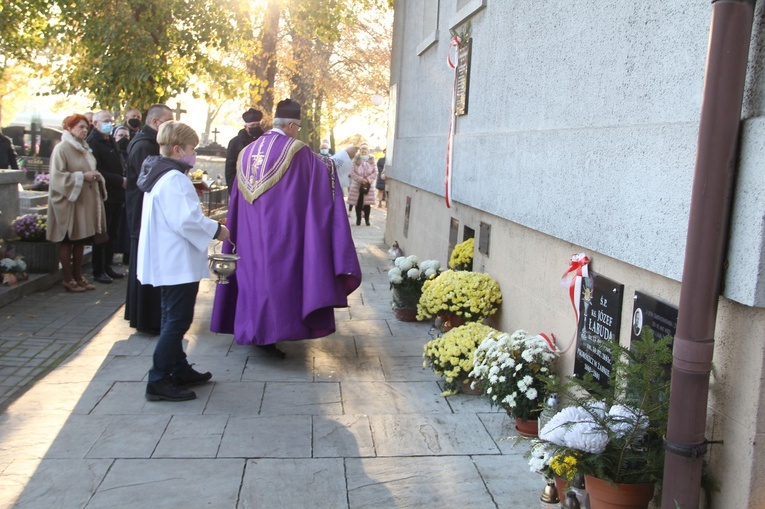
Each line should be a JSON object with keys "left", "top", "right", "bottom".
{"left": 455, "top": 38, "right": 472, "bottom": 116}
{"left": 479, "top": 221, "right": 490, "bottom": 255}
{"left": 630, "top": 291, "right": 677, "bottom": 345}
{"left": 574, "top": 273, "right": 624, "bottom": 388}
{"left": 403, "top": 196, "right": 411, "bottom": 238}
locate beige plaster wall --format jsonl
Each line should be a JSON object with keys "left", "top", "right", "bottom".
{"left": 385, "top": 179, "right": 765, "bottom": 508}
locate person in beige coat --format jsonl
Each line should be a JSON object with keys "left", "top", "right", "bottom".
{"left": 47, "top": 114, "right": 108, "bottom": 292}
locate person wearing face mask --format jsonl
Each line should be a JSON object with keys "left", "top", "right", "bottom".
{"left": 87, "top": 110, "right": 128, "bottom": 283}
{"left": 137, "top": 121, "right": 230, "bottom": 402}
{"left": 113, "top": 125, "right": 132, "bottom": 265}
{"left": 225, "top": 107, "right": 264, "bottom": 193}
{"left": 125, "top": 104, "right": 174, "bottom": 335}
{"left": 347, "top": 144, "right": 377, "bottom": 226}
{"left": 124, "top": 108, "right": 143, "bottom": 139}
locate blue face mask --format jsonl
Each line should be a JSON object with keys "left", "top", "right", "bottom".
{"left": 99, "top": 122, "right": 113, "bottom": 135}
{"left": 360, "top": 155, "right": 369, "bottom": 161}
{"left": 320, "top": 149, "right": 329, "bottom": 155}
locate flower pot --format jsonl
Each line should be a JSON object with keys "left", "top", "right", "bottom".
{"left": 11, "top": 241, "right": 59, "bottom": 273}
{"left": 459, "top": 378, "right": 482, "bottom": 395}
{"left": 440, "top": 314, "right": 465, "bottom": 332}
{"left": 584, "top": 475, "right": 655, "bottom": 509}
{"left": 391, "top": 286, "right": 421, "bottom": 310}
{"left": 555, "top": 477, "right": 568, "bottom": 499}
{"left": 393, "top": 306, "right": 418, "bottom": 322}
{"left": 514, "top": 417, "right": 539, "bottom": 437}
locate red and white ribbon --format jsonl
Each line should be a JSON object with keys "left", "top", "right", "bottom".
{"left": 557, "top": 253, "right": 590, "bottom": 353}
{"left": 445, "top": 35, "right": 460, "bottom": 208}
{"left": 537, "top": 333, "right": 557, "bottom": 353}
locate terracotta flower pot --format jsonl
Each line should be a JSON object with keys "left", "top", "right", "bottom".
{"left": 584, "top": 475, "right": 655, "bottom": 509}
{"left": 514, "top": 417, "right": 539, "bottom": 437}
{"left": 440, "top": 314, "right": 465, "bottom": 332}
{"left": 393, "top": 306, "right": 418, "bottom": 322}
{"left": 459, "top": 378, "right": 482, "bottom": 395}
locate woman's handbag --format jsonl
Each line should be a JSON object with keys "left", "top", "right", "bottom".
{"left": 360, "top": 180, "right": 371, "bottom": 195}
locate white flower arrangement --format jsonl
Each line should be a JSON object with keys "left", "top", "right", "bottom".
{"left": 389, "top": 256, "right": 442, "bottom": 309}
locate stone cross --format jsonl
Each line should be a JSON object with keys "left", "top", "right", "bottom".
{"left": 174, "top": 103, "right": 187, "bottom": 120}
{"left": 212, "top": 128, "right": 220, "bottom": 144}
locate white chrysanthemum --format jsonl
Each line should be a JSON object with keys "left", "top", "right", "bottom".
{"left": 388, "top": 267, "right": 402, "bottom": 280}
{"left": 407, "top": 268, "right": 421, "bottom": 279}
{"left": 424, "top": 268, "right": 437, "bottom": 277}
{"left": 517, "top": 380, "right": 527, "bottom": 392}
{"left": 498, "top": 375, "right": 506, "bottom": 382}
{"left": 522, "top": 375, "right": 533, "bottom": 386}
{"left": 526, "top": 387, "right": 538, "bottom": 400}
{"left": 398, "top": 259, "right": 413, "bottom": 271}
{"left": 608, "top": 404, "right": 649, "bottom": 439}
{"left": 390, "top": 275, "right": 403, "bottom": 284}
{"left": 521, "top": 349, "right": 534, "bottom": 362}
{"left": 406, "top": 255, "right": 418, "bottom": 265}
{"left": 394, "top": 256, "right": 406, "bottom": 267}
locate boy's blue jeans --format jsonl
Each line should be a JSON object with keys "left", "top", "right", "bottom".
{"left": 148, "top": 282, "right": 199, "bottom": 383}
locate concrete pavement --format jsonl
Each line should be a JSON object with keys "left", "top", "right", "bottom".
{"left": 0, "top": 206, "right": 542, "bottom": 508}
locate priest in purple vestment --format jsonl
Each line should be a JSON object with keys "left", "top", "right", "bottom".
{"left": 210, "top": 99, "right": 362, "bottom": 354}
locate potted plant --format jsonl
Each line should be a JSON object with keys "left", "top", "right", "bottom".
{"left": 531, "top": 329, "right": 673, "bottom": 508}
{"left": 1, "top": 256, "right": 28, "bottom": 286}
{"left": 416, "top": 269, "right": 502, "bottom": 330}
{"left": 423, "top": 322, "right": 498, "bottom": 396}
{"left": 10, "top": 213, "right": 58, "bottom": 273}
{"left": 470, "top": 329, "right": 558, "bottom": 437}
{"left": 449, "top": 237, "right": 474, "bottom": 271}
{"left": 388, "top": 256, "right": 441, "bottom": 321}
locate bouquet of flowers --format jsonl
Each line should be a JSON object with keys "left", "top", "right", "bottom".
{"left": 388, "top": 256, "right": 441, "bottom": 309}
{"left": 1, "top": 257, "right": 28, "bottom": 286}
{"left": 529, "top": 328, "right": 672, "bottom": 486}
{"left": 11, "top": 214, "right": 47, "bottom": 242}
{"left": 470, "top": 329, "right": 558, "bottom": 420}
{"left": 416, "top": 270, "right": 502, "bottom": 322}
{"left": 33, "top": 173, "right": 50, "bottom": 190}
{"left": 423, "top": 322, "right": 498, "bottom": 396}
{"left": 189, "top": 169, "right": 205, "bottom": 180}
{"left": 449, "top": 237, "right": 474, "bottom": 271}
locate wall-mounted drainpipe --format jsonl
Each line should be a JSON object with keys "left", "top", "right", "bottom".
{"left": 662, "top": 1, "right": 755, "bottom": 507}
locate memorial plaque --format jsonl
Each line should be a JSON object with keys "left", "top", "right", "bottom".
{"left": 19, "top": 157, "right": 50, "bottom": 173}
{"left": 574, "top": 273, "right": 624, "bottom": 388}
{"left": 630, "top": 291, "right": 677, "bottom": 345}
{"left": 403, "top": 196, "right": 411, "bottom": 238}
{"left": 448, "top": 218, "right": 460, "bottom": 260}
{"left": 455, "top": 38, "right": 472, "bottom": 116}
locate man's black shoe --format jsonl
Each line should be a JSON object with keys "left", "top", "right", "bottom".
{"left": 93, "top": 273, "right": 113, "bottom": 284}
{"left": 256, "top": 344, "right": 286, "bottom": 359}
{"left": 105, "top": 266, "right": 125, "bottom": 279}
{"left": 145, "top": 380, "right": 196, "bottom": 402}
{"left": 170, "top": 365, "right": 212, "bottom": 388}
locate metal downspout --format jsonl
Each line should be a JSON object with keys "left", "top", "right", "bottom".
{"left": 661, "top": 1, "right": 755, "bottom": 507}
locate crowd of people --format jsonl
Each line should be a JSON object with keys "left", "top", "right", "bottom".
{"left": 25, "top": 99, "right": 385, "bottom": 402}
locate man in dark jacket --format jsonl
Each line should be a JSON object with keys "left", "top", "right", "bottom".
{"left": 225, "top": 107, "right": 264, "bottom": 192}
{"left": 87, "top": 111, "right": 128, "bottom": 283}
{"left": 0, "top": 128, "right": 19, "bottom": 169}
{"left": 125, "top": 104, "right": 174, "bottom": 334}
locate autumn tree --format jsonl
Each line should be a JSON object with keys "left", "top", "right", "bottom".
{"left": 51, "top": 0, "right": 250, "bottom": 114}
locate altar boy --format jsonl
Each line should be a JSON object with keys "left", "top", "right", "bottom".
{"left": 136, "top": 121, "right": 230, "bottom": 402}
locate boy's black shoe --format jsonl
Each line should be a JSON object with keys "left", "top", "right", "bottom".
{"left": 145, "top": 380, "right": 196, "bottom": 402}
{"left": 170, "top": 365, "right": 213, "bottom": 388}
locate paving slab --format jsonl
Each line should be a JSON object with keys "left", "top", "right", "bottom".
{"left": 346, "top": 456, "right": 497, "bottom": 508}
{"left": 313, "top": 415, "right": 376, "bottom": 458}
{"left": 218, "top": 415, "right": 312, "bottom": 458}
{"left": 86, "top": 458, "right": 244, "bottom": 509}
{"left": 369, "top": 413, "right": 501, "bottom": 456}
{"left": 239, "top": 458, "right": 347, "bottom": 509}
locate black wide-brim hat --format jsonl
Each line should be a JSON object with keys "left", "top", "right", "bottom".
{"left": 275, "top": 99, "right": 301, "bottom": 120}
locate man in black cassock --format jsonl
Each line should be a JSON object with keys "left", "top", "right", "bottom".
{"left": 225, "top": 108, "right": 264, "bottom": 193}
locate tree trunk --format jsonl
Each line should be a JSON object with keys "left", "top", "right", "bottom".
{"left": 246, "top": 0, "right": 281, "bottom": 116}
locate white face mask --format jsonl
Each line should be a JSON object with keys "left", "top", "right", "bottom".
{"left": 360, "top": 155, "right": 369, "bottom": 161}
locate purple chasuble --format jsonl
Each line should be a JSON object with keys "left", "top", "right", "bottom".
{"left": 210, "top": 131, "right": 362, "bottom": 344}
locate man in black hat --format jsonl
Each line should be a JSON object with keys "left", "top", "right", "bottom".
{"left": 225, "top": 107, "right": 264, "bottom": 192}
